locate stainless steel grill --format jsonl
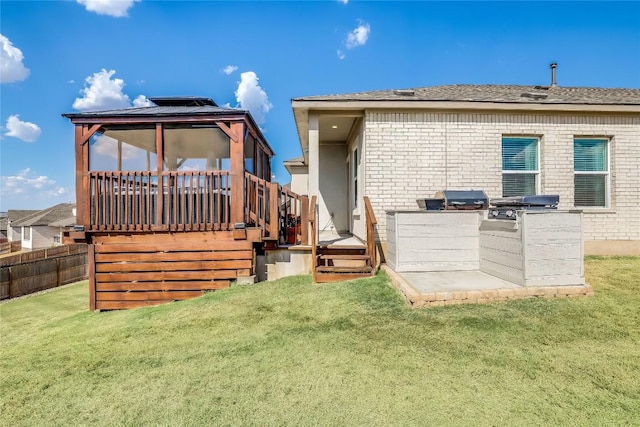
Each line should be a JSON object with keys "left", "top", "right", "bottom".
{"left": 488, "top": 195, "right": 559, "bottom": 220}
{"left": 417, "top": 190, "right": 489, "bottom": 211}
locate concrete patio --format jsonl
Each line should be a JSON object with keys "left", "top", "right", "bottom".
{"left": 382, "top": 265, "right": 593, "bottom": 308}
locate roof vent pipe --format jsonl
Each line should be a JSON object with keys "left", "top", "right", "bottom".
{"left": 550, "top": 62, "right": 557, "bottom": 87}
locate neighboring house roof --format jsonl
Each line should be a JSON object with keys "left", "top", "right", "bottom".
{"left": 12, "top": 203, "right": 76, "bottom": 227}
{"left": 0, "top": 218, "right": 7, "bottom": 232}
{"left": 49, "top": 216, "right": 77, "bottom": 228}
{"left": 7, "top": 210, "right": 39, "bottom": 223}
{"left": 292, "top": 84, "right": 640, "bottom": 106}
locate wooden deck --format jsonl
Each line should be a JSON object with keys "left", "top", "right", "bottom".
{"left": 76, "top": 172, "right": 309, "bottom": 310}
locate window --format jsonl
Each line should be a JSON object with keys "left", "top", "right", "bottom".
{"left": 53, "top": 235, "right": 61, "bottom": 244}
{"left": 502, "top": 137, "right": 539, "bottom": 196}
{"left": 574, "top": 138, "right": 609, "bottom": 207}
{"left": 23, "top": 226, "right": 30, "bottom": 241}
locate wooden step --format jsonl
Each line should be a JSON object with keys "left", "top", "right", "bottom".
{"left": 315, "top": 272, "right": 374, "bottom": 283}
{"left": 318, "top": 244, "right": 366, "bottom": 250}
{"left": 316, "top": 247, "right": 366, "bottom": 256}
{"left": 318, "top": 254, "right": 370, "bottom": 261}
{"left": 316, "top": 266, "right": 373, "bottom": 274}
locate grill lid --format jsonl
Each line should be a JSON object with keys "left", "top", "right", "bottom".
{"left": 435, "top": 190, "right": 489, "bottom": 210}
{"left": 490, "top": 195, "right": 559, "bottom": 208}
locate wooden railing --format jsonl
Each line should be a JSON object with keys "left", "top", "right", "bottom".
{"left": 88, "top": 171, "right": 231, "bottom": 231}
{"left": 244, "top": 173, "right": 273, "bottom": 236}
{"left": 87, "top": 170, "right": 306, "bottom": 243}
{"left": 276, "top": 185, "right": 308, "bottom": 245}
{"left": 364, "top": 196, "right": 378, "bottom": 272}
{"left": 244, "top": 172, "right": 308, "bottom": 244}
{"left": 309, "top": 195, "right": 317, "bottom": 282}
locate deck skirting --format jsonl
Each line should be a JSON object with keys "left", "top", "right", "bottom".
{"left": 90, "top": 230, "right": 260, "bottom": 310}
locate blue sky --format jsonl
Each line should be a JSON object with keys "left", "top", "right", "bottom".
{"left": 1, "top": 0, "right": 639, "bottom": 211}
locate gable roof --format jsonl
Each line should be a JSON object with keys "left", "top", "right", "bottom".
{"left": 6, "top": 210, "right": 39, "bottom": 223}
{"left": 293, "top": 84, "right": 640, "bottom": 106}
{"left": 11, "top": 203, "right": 76, "bottom": 227}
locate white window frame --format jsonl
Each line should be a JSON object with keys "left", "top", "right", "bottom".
{"left": 23, "top": 226, "right": 31, "bottom": 241}
{"left": 574, "top": 137, "right": 610, "bottom": 209}
{"left": 501, "top": 136, "right": 540, "bottom": 197}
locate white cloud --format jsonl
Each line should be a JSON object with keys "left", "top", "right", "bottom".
{"left": 73, "top": 69, "right": 131, "bottom": 111}
{"left": 76, "top": 0, "right": 140, "bottom": 17}
{"left": 222, "top": 65, "right": 238, "bottom": 75}
{"left": 0, "top": 34, "right": 30, "bottom": 83}
{"left": 339, "top": 0, "right": 349, "bottom": 4}
{"left": 337, "top": 50, "right": 345, "bottom": 60}
{"left": 345, "top": 21, "right": 371, "bottom": 49}
{"left": 132, "top": 94, "right": 153, "bottom": 107}
{"left": 235, "top": 71, "right": 272, "bottom": 125}
{"left": 72, "top": 69, "right": 150, "bottom": 111}
{"left": 4, "top": 115, "right": 41, "bottom": 143}
{"left": 0, "top": 168, "right": 69, "bottom": 202}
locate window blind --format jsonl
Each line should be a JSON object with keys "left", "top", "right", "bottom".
{"left": 574, "top": 138, "right": 608, "bottom": 207}
{"left": 502, "top": 137, "right": 538, "bottom": 171}
{"left": 502, "top": 137, "right": 538, "bottom": 196}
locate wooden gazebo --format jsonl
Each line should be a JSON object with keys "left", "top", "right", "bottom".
{"left": 63, "top": 97, "right": 307, "bottom": 310}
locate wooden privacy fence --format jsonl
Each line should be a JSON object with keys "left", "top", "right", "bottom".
{"left": 0, "top": 241, "right": 22, "bottom": 255}
{"left": 0, "top": 244, "right": 88, "bottom": 300}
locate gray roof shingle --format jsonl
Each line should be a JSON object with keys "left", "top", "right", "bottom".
{"left": 293, "top": 84, "right": 640, "bottom": 105}
{"left": 12, "top": 203, "right": 76, "bottom": 227}
{"left": 6, "top": 210, "right": 39, "bottom": 223}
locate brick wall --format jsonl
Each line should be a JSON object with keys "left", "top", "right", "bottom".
{"left": 364, "top": 111, "right": 640, "bottom": 243}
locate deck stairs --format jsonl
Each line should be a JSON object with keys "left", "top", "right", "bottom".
{"left": 314, "top": 243, "right": 374, "bottom": 283}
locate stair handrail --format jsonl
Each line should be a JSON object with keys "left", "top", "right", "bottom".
{"left": 309, "top": 195, "right": 317, "bottom": 282}
{"left": 363, "top": 196, "right": 378, "bottom": 272}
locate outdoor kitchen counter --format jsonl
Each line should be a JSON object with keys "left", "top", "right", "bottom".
{"left": 479, "top": 210, "right": 585, "bottom": 286}
{"left": 386, "top": 209, "right": 586, "bottom": 289}
{"left": 386, "top": 210, "right": 483, "bottom": 272}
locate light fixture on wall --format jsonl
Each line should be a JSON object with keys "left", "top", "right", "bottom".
{"left": 331, "top": 125, "right": 338, "bottom": 129}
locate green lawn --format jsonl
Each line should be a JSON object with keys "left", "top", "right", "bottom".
{"left": 1, "top": 257, "right": 639, "bottom": 426}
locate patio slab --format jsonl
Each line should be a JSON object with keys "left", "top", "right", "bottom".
{"left": 381, "top": 265, "right": 593, "bottom": 308}
{"left": 400, "top": 270, "right": 520, "bottom": 293}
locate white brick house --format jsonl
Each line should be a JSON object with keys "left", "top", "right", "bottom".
{"left": 290, "top": 84, "right": 640, "bottom": 255}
